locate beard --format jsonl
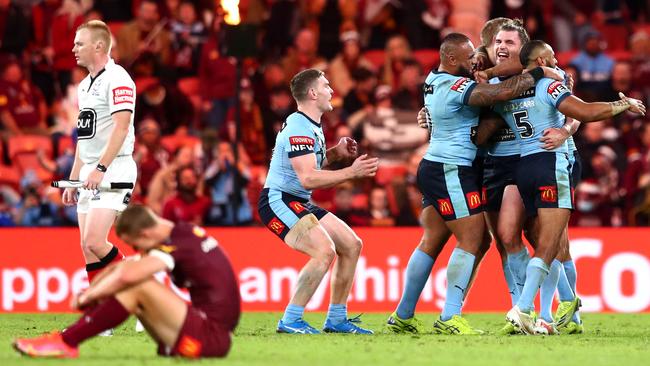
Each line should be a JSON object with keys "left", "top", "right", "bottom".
{"left": 458, "top": 64, "right": 473, "bottom": 78}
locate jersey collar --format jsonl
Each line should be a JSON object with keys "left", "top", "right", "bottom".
{"left": 297, "top": 111, "right": 321, "bottom": 127}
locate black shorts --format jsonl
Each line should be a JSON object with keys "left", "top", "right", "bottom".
{"left": 423, "top": 154, "right": 485, "bottom": 209}
{"left": 257, "top": 188, "right": 329, "bottom": 240}
{"left": 569, "top": 150, "right": 582, "bottom": 189}
{"left": 516, "top": 152, "right": 574, "bottom": 217}
{"left": 417, "top": 159, "right": 484, "bottom": 221}
{"left": 482, "top": 154, "right": 520, "bottom": 212}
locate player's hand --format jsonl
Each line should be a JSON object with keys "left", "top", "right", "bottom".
{"left": 619, "top": 92, "right": 646, "bottom": 116}
{"left": 84, "top": 169, "right": 105, "bottom": 190}
{"left": 474, "top": 70, "right": 490, "bottom": 84}
{"left": 349, "top": 154, "right": 379, "bottom": 178}
{"left": 334, "top": 137, "right": 358, "bottom": 160}
{"left": 566, "top": 74, "right": 575, "bottom": 92}
{"left": 541, "top": 66, "right": 564, "bottom": 81}
{"left": 62, "top": 187, "right": 78, "bottom": 206}
{"left": 71, "top": 291, "right": 94, "bottom": 310}
{"left": 540, "top": 127, "right": 570, "bottom": 150}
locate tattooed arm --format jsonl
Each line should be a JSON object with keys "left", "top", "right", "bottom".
{"left": 467, "top": 67, "right": 563, "bottom": 107}
{"left": 557, "top": 93, "right": 646, "bottom": 122}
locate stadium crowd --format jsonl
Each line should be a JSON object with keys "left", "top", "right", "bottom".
{"left": 0, "top": 0, "right": 649, "bottom": 227}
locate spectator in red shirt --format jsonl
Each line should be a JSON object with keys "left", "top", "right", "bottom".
{"left": 0, "top": 60, "right": 48, "bottom": 137}
{"left": 162, "top": 166, "right": 211, "bottom": 225}
{"left": 223, "top": 79, "right": 267, "bottom": 165}
{"left": 134, "top": 118, "right": 169, "bottom": 197}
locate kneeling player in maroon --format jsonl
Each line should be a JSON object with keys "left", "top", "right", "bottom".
{"left": 13, "top": 204, "right": 240, "bottom": 359}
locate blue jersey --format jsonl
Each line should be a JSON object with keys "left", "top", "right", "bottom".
{"left": 264, "top": 111, "right": 326, "bottom": 199}
{"left": 487, "top": 77, "right": 520, "bottom": 157}
{"left": 423, "top": 71, "right": 480, "bottom": 166}
{"left": 494, "top": 78, "right": 572, "bottom": 157}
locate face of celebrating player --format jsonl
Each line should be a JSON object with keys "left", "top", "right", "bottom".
{"left": 456, "top": 41, "right": 475, "bottom": 78}
{"left": 537, "top": 45, "right": 558, "bottom": 69}
{"left": 494, "top": 30, "right": 523, "bottom": 65}
{"left": 72, "top": 28, "right": 98, "bottom": 68}
{"left": 313, "top": 75, "right": 334, "bottom": 112}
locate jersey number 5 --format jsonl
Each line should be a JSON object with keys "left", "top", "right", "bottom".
{"left": 512, "top": 110, "right": 534, "bottom": 139}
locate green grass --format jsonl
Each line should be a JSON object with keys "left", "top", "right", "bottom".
{"left": 2, "top": 313, "right": 650, "bottom": 365}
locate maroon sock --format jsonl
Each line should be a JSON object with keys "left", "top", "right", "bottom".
{"left": 61, "top": 296, "right": 130, "bottom": 347}
{"left": 85, "top": 265, "right": 102, "bottom": 283}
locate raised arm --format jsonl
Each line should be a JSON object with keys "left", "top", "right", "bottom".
{"left": 557, "top": 93, "right": 646, "bottom": 122}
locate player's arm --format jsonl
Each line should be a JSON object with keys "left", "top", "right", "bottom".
{"left": 291, "top": 152, "right": 378, "bottom": 190}
{"left": 467, "top": 67, "right": 561, "bottom": 106}
{"left": 474, "top": 111, "right": 507, "bottom": 146}
{"left": 323, "top": 137, "right": 358, "bottom": 168}
{"left": 480, "top": 57, "right": 524, "bottom": 81}
{"left": 556, "top": 93, "right": 646, "bottom": 122}
{"left": 83, "top": 111, "right": 131, "bottom": 190}
{"left": 540, "top": 117, "right": 581, "bottom": 150}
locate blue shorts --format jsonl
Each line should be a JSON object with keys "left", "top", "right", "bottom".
{"left": 516, "top": 152, "right": 574, "bottom": 217}
{"left": 417, "top": 159, "right": 484, "bottom": 221}
{"left": 423, "top": 154, "right": 485, "bottom": 209}
{"left": 257, "top": 188, "right": 329, "bottom": 240}
{"left": 482, "top": 154, "right": 520, "bottom": 212}
{"left": 569, "top": 150, "right": 582, "bottom": 189}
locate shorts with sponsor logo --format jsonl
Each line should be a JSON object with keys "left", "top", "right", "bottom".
{"left": 422, "top": 154, "right": 485, "bottom": 208}
{"left": 158, "top": 306, "right": 232, "bottom": 358}
{"left": 516, "top": 152, "right": 573, "bottom": 217}
{"left": 257, "top": 188, "right": 329, "bottom": 240}
{"left": 417, "top": 159, "right": 484, "bottom": 221}
{"left": 482, "top": 154, "right": 520, "bottom": 212}
{"left": 77, "top": 156, "right": 137, "bottom": 214}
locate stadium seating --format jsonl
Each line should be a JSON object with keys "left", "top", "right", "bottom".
{"left": 8, "top": 135, "right": 53, "bottom": 182}
{"left": 0, "top": 142, "right": 20, "bottom": 188}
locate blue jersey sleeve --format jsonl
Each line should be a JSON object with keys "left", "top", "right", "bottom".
{"left": 448, "top": 76, "right": 478, "bottom": 106}
{"left": 540, "top": 78, "right": 572, "bottom": 108}
{"left": 282, "top": 120, "right": 317, "bottom": 159}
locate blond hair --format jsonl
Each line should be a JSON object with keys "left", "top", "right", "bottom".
{"left": 77, "top": 20, "right": 112, "bottom": 53}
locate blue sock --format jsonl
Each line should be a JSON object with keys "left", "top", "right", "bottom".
{"left": 441, "top": 248, "right": 475, "bottom": 321}
{"left": 507, "top": 247, "right": 530, "bottom": 303}
{"left": 563, "top": 260, "right": 581, "bottom": 323}
{"left": 516, "top": 257, "right": 549, "bottom": 313}
{"left": 540, "top": 260, "right": 561, "bottom": 322}
{"left": 502, "top": 259, "right": 519, "bottom": 307}
{"left": 281, "top": 304, "right": 304, "bottom": 324}
{"left": 396, "top": 249, "right": 435, "bottom": 319}
{"left": 326, "top": 304, "right": 347, "bottom": 325}
{"left": 557, "top": 265, "right": 574, "bottom": 302}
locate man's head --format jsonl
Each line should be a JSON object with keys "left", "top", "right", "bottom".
{"left": 480, "top": 17, "right": 511, "bottom": 48}
{"left": 439, "top": 33, "right": 474, "bottom": 77}
{"left": 494, "top": 20, "right": 529, "bottom": 64}
{"left": 611, "top": 61, "right": 632, "bottom": 92}
{"left": 290, "top": 68, "right": 333, "bottom": 112}
{"left": 115, "top": 204, "right": 162, "bottom": 251}
{"left": 294, "top": 28, "right": 317, "bottom": 55}
{"left": 177, "top": 166, "right": 199, "bottom": 195}
{"left": 352, "top": 67, "right": 377, "bottom": 93}
{"left": 2, "top": 60, "right": 22, "bottom": 83}
{"left": 519, "top": 40, "right": 557, "bottom": 69}
{"left": 74, "top": 20, "right": 112, "bottom": 66}
{"left": 386, "top": 35, "right": 411, "bottom": 61}
{"left": 137, "top": 0, "right": 161, "bottom": 32}
{"left": 582, "top": 30, "right": 604, "bottom": 57}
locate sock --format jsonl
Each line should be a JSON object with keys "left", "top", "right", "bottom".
{"left": 281, "top": 304, "right": 304, "bottom": 324}
{"left": 563, "top": 260, "right": 581, "bottom": 323}
{"left": 396, "top": 249, "right": 434, "bottom": 319}
{"left": 502, "top": 259, "right": 519, "bottom": 307}
{"left": 540, "top": 260, "right": 561, "bottom": 322}
{"left": 507, "top": 247, "right": 531, "bottom": 302}
{"left": 556, "top": 265, "right": 574, "bottom": 302}
{"left": 326, "top": 304, "right": 347, "bottom": 325}
{"left": 516, "top": 257, "right": 549, "bottom": 313}
{"left": 440, "top": 248, "right": 475, "bottom": 321}
{"left": 61, "top": 296, "right": 130, "bottom": 347}
{"left": 85, "top": 246, "right": 126, "bottom": 284}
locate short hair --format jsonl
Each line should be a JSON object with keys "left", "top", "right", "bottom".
{"left": 519, "top": 40, "right": 548, "bottom": 67}
{"left": 115, "top": 204, "right": 157, "bottom": 238}
{"left": 480, "top": 17, "right": 511, "bottom": 47}
{"left": 290, "top": 68, "right": 324, "bottom": 102}
{"left": 440, "top": 33, "right": 471, "bottom": 63}
{"left": 77, "top": 20, "right": 112, "bottom": 53}
{"left": 498, "top": 19, "right": 530, "bottom": 45}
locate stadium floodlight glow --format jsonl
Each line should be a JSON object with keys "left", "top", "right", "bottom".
{"left": 222, "top": 0, "right": 241, "bottom": 25}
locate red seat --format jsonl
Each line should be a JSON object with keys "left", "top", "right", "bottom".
{"left": 160, "top": 135, "right": 201, "bottom": 153}
{"left": 375, "top": 165, "right": 407, "bottom": 186}
{"left": 363, "top": 50, "right": 386, "bottom": 70}
{"left": 0, "top": 142, "right": 19, "bottom": 188}
{"left": 107, "top": 21, "right": 125, "bottom": 36}
{"left": 413, "top": 49, "right": 440, "bottom": 72}
{"left": 556, "top": 50, "right": 579, "bottom": 68}
{"left": 8, "top": 135, "right": 54, "bottom": 182}
{"left": 178, "top": 77, "right": 200, "bottom": 97}
{"left": 595, "top": 24, "right": 630, "bottom": 51}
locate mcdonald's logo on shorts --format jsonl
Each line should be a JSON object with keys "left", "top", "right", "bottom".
{"left": 268, "top": 217, "right": 285, "bottom": 235}
{"left": 539, "top": 185, "right": 558, "bottom": 203}
{"left": 177, "top": 335, "right": 202, "bottom": 358}
{"left": 289, "top": 201, "right": 306, "bottom": 214}
{"left": 466, "top": 191, "right": 482, "bottom": 209}
{"left": 438, "top": 198, "right": 454, "bottom": 216}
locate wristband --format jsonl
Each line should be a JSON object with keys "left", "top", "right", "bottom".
{"left": 529, "top": 67, "right": 544, "bottom": 82}
{"left": 96, "top": 164, "right": 108, "bottom": 173}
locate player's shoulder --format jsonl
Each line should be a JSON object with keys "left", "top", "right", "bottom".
{"left": 539, "top": 78, "right": 570, "bottom": 99}
{"left": 283, "top": 112, "right": 317, "bottom": 134}
{"left": 106, "top": 59, "right": 135, "bottom": 83}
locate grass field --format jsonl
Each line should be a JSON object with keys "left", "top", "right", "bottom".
{"left": 2, "top": 312, "right": 650, "bottom": 366}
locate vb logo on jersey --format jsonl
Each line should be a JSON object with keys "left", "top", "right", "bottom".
{"left": 289, "top": 136, "right": 315, "bottom": 152}
{"left": 451, "top": 77, "right": 471, "bottom": 93}
{"left": 77, "top": 108, "right": 97, "bottom": 139}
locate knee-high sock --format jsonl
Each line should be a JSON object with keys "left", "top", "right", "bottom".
{"left": 396, "top": 249, "right": 434, "bottom": 319}
{"left": 540, "top": 260, "right": 561, "bottom": 322}
{"left": 562, "top": 260, "right": 581, "bottom": 323}
{"left": 507, "top": 247, "right": 530, "bottom": 302}
{"left": 61, "top": 296, "right": 130, "bottom": 347}
{"left": 502, "top": 259, "right": 519, "bottom": 307}
{"left": 516, "top": 257, "right": 550, "bottom": 313}
{"left": 441, "top": 248, "right": 475, "bottom": 321}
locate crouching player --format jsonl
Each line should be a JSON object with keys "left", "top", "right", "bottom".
{"left": 14, "top": 204, "right": 240, "bottom": 358}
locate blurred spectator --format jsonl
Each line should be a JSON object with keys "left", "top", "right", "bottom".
{"left": 92, "top": 0, "right": 133, "bottom": 21}
{"left": 253, "top": 61, "right": 287, "bottom": 111}
{"left": 367, "top": 185, "right": 395, "bottom": 227}
{"left": 551, "top": 0, "right": 596, "bottom": 52}
{"left": 52, "top": 66, "right": 87, "bottom": 136}
{"left": 261, "top": 85, "right": 294, "bottom": 150}
{"left": 36, "top": 144, "right": 74, "bottom": 180}
{"left": 260, "top": 0, "right": 300, "bottom": 60}
{"left": 0, "top": 193, "right": 15, "bottom": 226}
{"left": 630, "top": 31, "right": 650, "bottom": 100}
{"left": 147, "top": 145, "right": 195, "bottom": 215}
{"left": 204, "top": 141, "right": 253, "bottom": 225}
{"left": 362, "top": 0, "right": 399, "bottom": 50}
{"left": 624, "top": 123, "right": 650, "bottom": 225}
{"left": 418, "top": 0, "right": 450, "bottom": 49}
{"left": 281, "top": 28, "right": 327, "bottom": 83}
{"left": 390, "top": 151, "right": 422, "bottom": 226}
{"left": 135, "top": 77, "right": 194, "bottom": 134}
{"left": 570, "top": 30, "right": 615, "bottom": 101}
{"left": 342, "top": 67, "right": 376, "bottom": 117}
{"left": 199, "top": 16, "right": 236, "bottom": 130}
{"left": 134, "top": 119, "right": 169, "bottom": 197}
{"left": 331, "top": 183, "right": 370, "bottom": 226}
{"left": 0, "top": 0, "right": 30, "bottom": 59}
{"left": 392, "top": 59, "right": 424, "bottom": 110}
{"left": 490, "top": 0, "right": 545, "bottom": 40}
{"left": 162, "top": 166, "right": 211, "bottom": 225}
{"left": 0, "top": 60, "right": 48, "bottom": 137}
{"left": 116, "top": 0, "right": 172, "bottom": 68}
{"left": 328, "top": 30, "right": 375, "bottom": 97}
{"left": 381, "top": 35, "right": 413, "bottom": 90}
{"left": 223, "top": 79, "right": 267, "bottom": 165}
{"left": 311, "top": 0, "right": 344, "bottom": 60}
{"left": 13, "top": 172, "right": 62, "bottom": 226}
{"left": 170, "top": 0, "right": 207, "bottom": 76}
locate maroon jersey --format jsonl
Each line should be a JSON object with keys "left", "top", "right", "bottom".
{"left": 149, "top": 223, "right": 240, "bottom": 330}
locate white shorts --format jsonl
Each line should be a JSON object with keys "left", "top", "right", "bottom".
{"left": 77, "top": 156, "right": 137, "bottom": 214}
